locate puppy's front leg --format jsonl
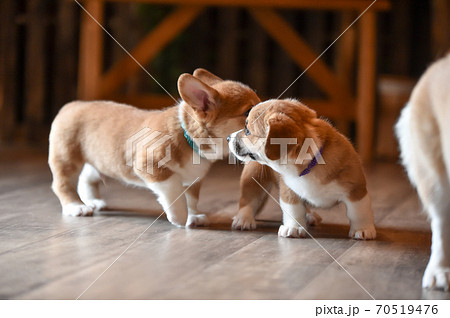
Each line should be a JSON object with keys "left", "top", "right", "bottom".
{"left": 345, "top": 194, "right": 376, "bottom": 240}
{"left": 233, "top": 162, "right": 274, "bottom": 230}
{"left": 185, "top": 181, "right": 210, "bottom": 227}
{"left": 147, "top": 175, "right": 188, "bottom": 227}
{"left": 278, "top": 179, "right": 307, "bottom": 238}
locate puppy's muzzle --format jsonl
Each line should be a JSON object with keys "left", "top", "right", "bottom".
{"left": 228, "top": 131, "right": 257, "bottom": 161}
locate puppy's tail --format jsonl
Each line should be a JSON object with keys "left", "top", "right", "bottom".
{"left": 395, "top": 102, "right": 416, "bottom": 187}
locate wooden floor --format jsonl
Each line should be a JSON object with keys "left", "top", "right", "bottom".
{"left": 0, "top": 148, "right": 449, "bottom": 300}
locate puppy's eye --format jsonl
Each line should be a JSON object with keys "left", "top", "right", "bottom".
{"left": 244, "top": 121, "right": 251, "bottom": 136}
{"left": 243, "top": 108, "right": 251, "bottom": 117}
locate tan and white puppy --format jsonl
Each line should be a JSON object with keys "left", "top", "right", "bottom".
{"left": 396, "top": 54, "right": 450, "bottom": 291}
{"left": 228, "top": 99, "right": 376, "bottom": 240}
{"left": 49, "top": 69, "right": 260, "bottom": 227}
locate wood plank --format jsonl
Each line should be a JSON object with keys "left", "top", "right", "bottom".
{"left": 103, "top": 0, "right": 391, "bottom": 11}
{"left": 356, "top": 11, "right": 376, "bottom": 163}
{"left": 249, "top": 8, "right": 355, "bottom": 109}
{"left": 99, "top": 5, "right": 203, "bottom": 98}
{"left": 78, "top": 0, "right": 105, "bottom": 100}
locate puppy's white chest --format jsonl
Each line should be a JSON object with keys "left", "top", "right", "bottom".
{"left": 283, "top": 173, "right": 343, "bottom": 208}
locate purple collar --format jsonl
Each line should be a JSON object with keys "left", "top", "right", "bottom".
{"left": 299, "top": 147, "right": 324, "bottom": 177}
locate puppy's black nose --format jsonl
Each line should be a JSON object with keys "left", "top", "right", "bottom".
{"left": 227, "top": 136, "right": 231, "bottom": 142}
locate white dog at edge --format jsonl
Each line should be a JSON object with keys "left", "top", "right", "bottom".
{"left": 396, "top": 53, "right": 450, "bottom": 291}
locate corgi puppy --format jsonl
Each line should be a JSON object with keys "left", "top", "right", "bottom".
{"left": 396, "top": 54, "right": 450, "bottom": 291}
{"left": 228, "top": 99, "right": 376, "bottom": 240}
{"left": 49, "top": 69, "right": 260, "bottom": 227}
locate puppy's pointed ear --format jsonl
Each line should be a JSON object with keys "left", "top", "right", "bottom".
{"left": 178, "top": 74, "right": 220, "bottom": 118}
{"left": 193, "top": 68, "right": 223, "bottom": 86}
{"left": 264, "top": 115, "right": 301, "bottom": 161}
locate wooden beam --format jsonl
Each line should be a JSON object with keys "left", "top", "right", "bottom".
{"left": 103, "top": 0, "right": 391, "bottom": 11}
{"left": 78, "top": 0, "right": 104, "bottom": 100}
{"left": 356, "top": 11, "right": 376, "bottom": 163}
{"left": 99, "top": 5, "right": 203, "bottom": 98}
{"left": 249, "top": 8, "right": 355, "bottom": 108}
{"left": 112, "top": 94, "right": 355, "bottom": 120}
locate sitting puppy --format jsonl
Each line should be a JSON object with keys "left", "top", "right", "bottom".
{"left": 228, "top": 99, "right": 376, "bottom": 239}
{"left": 49, "top": 69, "right": 260, "bottom": 227}
{"left": 396, "top": 53, "right": 450, "bottom": 291}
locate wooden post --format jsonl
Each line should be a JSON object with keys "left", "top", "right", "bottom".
{"left": 53, "top": 0, "right": 78, "bottom": 115}
{"left": 217, "top": 8, "right": 239, "bottom": 80}
{"left": 431, "top": 0, "right": 450, "bottom": 58}
{"left": 0, "top": 0, "right": 18, "bottom": 144}
{"left": 335, "top": 11, "right": 356, "bottom": 136}
{"left": 25, "top": 0, "right": 47, "bottom": 143}
{"left": 356, "top": 11, "right": 376, "bottom": 163}
{"left": 246, "top": 15, "right": 269, "bottom": 94}
{"left": 78, "top": 0, "right": 104, "bottom": 100}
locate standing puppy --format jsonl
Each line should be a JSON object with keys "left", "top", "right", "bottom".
{"left": 228, "top": 99, "right": 376, "bottom": 240}
{"left": 396, "top": 54, "right": 450, "bottom": 291}
{"left": 49, "top": 69, "right": 260, "bottom": 227}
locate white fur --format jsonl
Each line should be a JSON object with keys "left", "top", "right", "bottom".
{"left": 344, "top": 194, "right": 376, "bottom": 240}
{"left": 78, "top": 164, "right": 107, "bottom": 211}
{"left": 62, "top": 202, "right": 94, "bottom": 216}
{"left": 395, "top": 55, "right": 450, "bottom": 291}
{"left": 147, "top": 175, "right": 188, "bottom": 227}
{"left": 232, "top": 205, "right": 257, "bottom": 230}
{"left": 395, "top": 104, "right": 415, "bottom": 186}
{"left": 279, "top": 200, "right": 307, "bottom": 238}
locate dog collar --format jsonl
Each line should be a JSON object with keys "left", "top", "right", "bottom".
{"left": 180, "top": 121, "right": 200, "bottom": 154}
{"left": 299, "top": 147, "right": 324, "bottom": 177}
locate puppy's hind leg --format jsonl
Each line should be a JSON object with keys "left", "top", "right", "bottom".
{"left": 345, "top": 194, "right": 376, "bottom": 240}
{"left": 49, "top": 157, "right": 94, "bottom": 217}
{"left": 78, "top": 163, "right": 107, "bottom": 212}
{"left": 423, "top": 198, "right": 450, "bottom": 291}
{"left": 421, "top": 134, "right": 450, "bottom": 291}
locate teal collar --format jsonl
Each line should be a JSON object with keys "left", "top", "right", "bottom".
{"left": 181, "top": 121, "right": 200, "bottom": 154}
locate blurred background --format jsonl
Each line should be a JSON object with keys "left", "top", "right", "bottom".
{"left": 0, "top": 0, "right": 449, "bottom": 161}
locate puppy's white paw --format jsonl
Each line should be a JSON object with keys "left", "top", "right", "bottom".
{"left": 62, "top": 203, "right": 94, "bottom": 217}
{"left": 423, "top": 264, "right": 450, "bottom": 291}
{"left": 166, "top": 213, "right": 187, "bottom": 227}
{"left": 349, "top": 225, "right": 376, "bottom": 240}
{"left": 278, "top": 225, "right": 307, "bottom": 238}
{"left": 85, "top": 199, "right": 107, "bottom": 212}
{"left": 186, "top": 214, "right": 210, "bottom": 227}
{"left": 306, "top": 211, "right": 322, "bottom": 226}
{"left": 232, "top": 214, "right": 256, "bottom": 230}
